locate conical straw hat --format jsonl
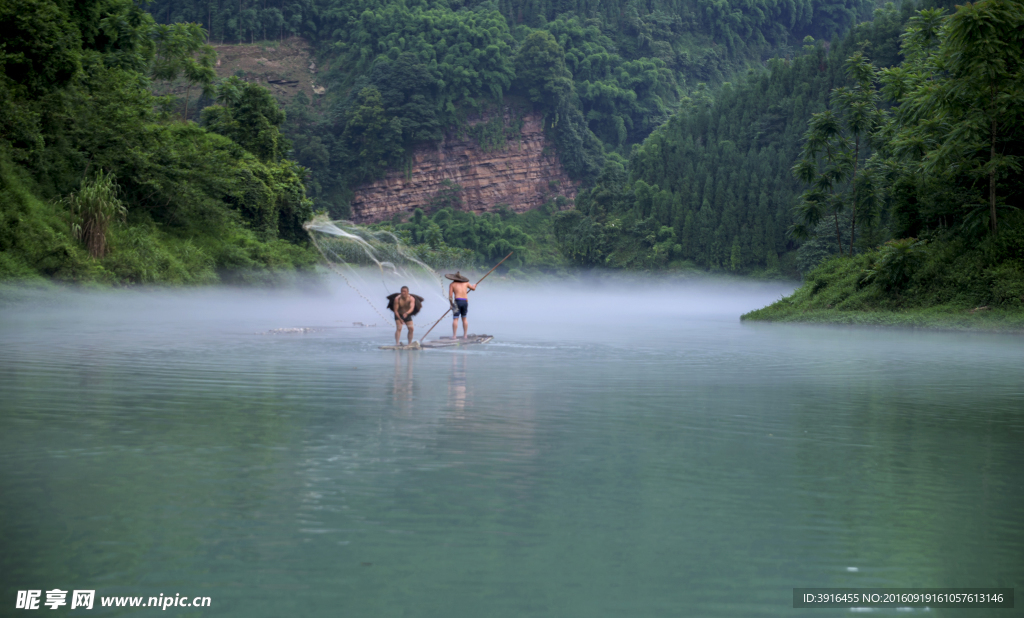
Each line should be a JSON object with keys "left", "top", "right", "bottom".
{"left": 445, "top": 271, "right": 469, "bottom": 282}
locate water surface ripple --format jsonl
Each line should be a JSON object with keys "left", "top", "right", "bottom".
{"left": 1, "top": 281, "right": 1021, "bottom": 617}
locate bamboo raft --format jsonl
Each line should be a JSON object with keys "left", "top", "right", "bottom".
{"left": 379, "top": 335, "right": 494, "bottom": 350}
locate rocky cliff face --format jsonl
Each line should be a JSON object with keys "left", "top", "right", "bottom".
{"left": 349, "top": 107, "right": 578, "bottom": 223}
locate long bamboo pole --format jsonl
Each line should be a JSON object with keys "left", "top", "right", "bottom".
{"left": 419, "top": 251, "right": 513, "bottom": 343}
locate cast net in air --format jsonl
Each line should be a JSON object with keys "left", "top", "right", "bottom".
{"left": 303, "top": 214, "right": 471, "bottom": 321}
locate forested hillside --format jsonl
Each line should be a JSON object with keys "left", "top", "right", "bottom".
{"left": 6, "top": 0, "right": 1020, "bottom": 305}
{"left": 553, "top": 0, "right": 1023, "bottom": 286}
{"left": 554, "top": 2, "right": 917, "bottom": 273}
{"left": 0, "top": 0, "right": 317, "bottom": 283}
{"left": 1, "top": 0, "right": 884, "bottom": 284}
{"left": 742, "top": 0, "right": 1024, "bottom": 323}
{"left": 147, "top": 0, "right": 877, "bottom": 216}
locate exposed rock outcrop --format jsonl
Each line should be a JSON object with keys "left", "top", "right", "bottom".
{"left": 211, "top": 38, "right": 324, "bottom": 104}
{"left": 349, "top": 106, "right": 577, "bottom": 223}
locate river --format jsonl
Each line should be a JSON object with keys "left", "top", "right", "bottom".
{"left": 1, "top": 278, "right": 1021, "bottom": 616}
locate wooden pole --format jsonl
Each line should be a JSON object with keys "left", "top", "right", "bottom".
{"left": 419, "top": 252, "right": 513, "bottom": 343}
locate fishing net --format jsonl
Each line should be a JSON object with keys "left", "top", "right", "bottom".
{"left": 304, "top": 214, "right": 472, "bottom": 321}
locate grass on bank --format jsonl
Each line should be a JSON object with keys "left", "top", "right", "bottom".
{"left": 744, "top": 304, "right": 1024, "bottom": 332}
{"left": 0, "top": 154, "right": 319, "bottom": 286}
{"left": 743, "top": 214, "right": 1024, "bottom": 332}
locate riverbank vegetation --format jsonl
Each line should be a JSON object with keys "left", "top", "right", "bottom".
{"left": 0, "top": 0, "right": 318, "bottom": 284}
{"left": 4, "top": 0, "right": 1022, "bottom": 319}
{"left": 742, "top": 224, "right": 1024, "bottom": 331}
{"left": 376, "top": 201, "right": 570, "bottom": 276}
{"left": 3, "top": 0, "right": 876, "bottom": 284}
{"left": 147, "top": 0, "right": 878, "bottom": 216}
{"left": 741, "top": 0, "right": 1024, "bottom": 327}
{"left": 553, "top": 1, "right": 928, "bottom": 274}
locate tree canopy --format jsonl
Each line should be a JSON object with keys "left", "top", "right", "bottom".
{"left": 557, "top": 0, "right": 1023, "bottom": 278}
{"left": 0, "top": 0, "right": 315, "bottom": 283}
{"left": 142, "top": 0, "right": 881, "bottom": 216}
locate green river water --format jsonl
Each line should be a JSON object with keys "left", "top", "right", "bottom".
{"left": 1, "top": 280, "right": 1021, "bottom": 617}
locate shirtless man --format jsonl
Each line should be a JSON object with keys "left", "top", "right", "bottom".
{"left": 392, "top": 286, "right": 416, "bottom": 345}
{"left": 446, "top": 272, "right": 477, "bottom": 339}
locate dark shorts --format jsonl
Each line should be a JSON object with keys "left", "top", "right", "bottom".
{"left": 452, "top": 298, "right": 468, "bottom": 318}
{"left": 395, "top": 315, "right": 413, "bottom": 325}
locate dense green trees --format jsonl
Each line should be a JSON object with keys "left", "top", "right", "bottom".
{"left": 146, "top": 0, "right": 320, "bottom": 44}
{"left": 204, "top": 76, "right": 292, "bottom": 162}
{"left": 151, "top": 22, "right": 217, "bottom": 119}
{"left": 379, "top": 184, "right": 567, "bottom": 272}
{"left": 556, "top": 37, "right": 845, "bottom": 271}
{"left": 735, "top": 0, "right": 1024, "bottom": 318}
{"left": 148, "top": 0, "right": 874, "bottom": 56}
{"left": 882, "top": 0, "right": 1024, "bottom": 237}
{"left": 792, "top": 52, "right": 883, "bottom": 255}
{"left": 277, "top": 0, "right": 520, "bottom": 215}
{"left": 0, "top": 0, "right": 315, "bottom": 283}
{"left": 144, "top": 0, "right": 879, "bottom": 216}
{"left": 395, "top": 206, "right": 531, "bottom": 270}
{"left": 515, "top": 30, "right": 574, "bottom": 109}
{"left": 9, "top": 0, "right": 1018, "bottom": 291}
{"left": 512, "top": 29, "right": 606, "bottom": 178}
{"left": 557, "top": 0, "right": 1021, "bottom": 280}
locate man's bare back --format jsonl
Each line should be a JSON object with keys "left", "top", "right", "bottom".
{"left": 448, "top": 281, "right": 475, "bottom": 299}
{"left": 448, "top": 279, "right": 476, "bottom": 338}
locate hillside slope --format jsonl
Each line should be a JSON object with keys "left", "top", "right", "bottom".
{"left": 148, "top": 0, "right": 879, "bottom": 218}
{"left": 0, "top": 0, "right": 317, "bottom": 284}
{"left": 350, "top": 106, "right": 577, "bottom": 222}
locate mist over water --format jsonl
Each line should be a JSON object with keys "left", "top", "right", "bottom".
{"left": 1, "top": 276, "right": 1022, "bottom": 617}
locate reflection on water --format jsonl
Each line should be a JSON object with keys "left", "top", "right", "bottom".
{"left": 391, "top": 349, "right": 417, "bottom": 411}
{"left": 0, "top": 279, "right": 1022, "bottom": 617}
{"left": 448, "top": 353, "right": 468, "bottom": 411}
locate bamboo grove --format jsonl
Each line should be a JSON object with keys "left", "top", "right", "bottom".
{"left": 1, "top": 0, "right": 316, "bottom": 283}
{"left": 2, "top": 0, "right": 1021, "bottom": 295}
{"left": 144, "top": 0, "right": 878, "bottom": 216}
{"left": 556, "top": 0, "right": 1023, "bottom": 289}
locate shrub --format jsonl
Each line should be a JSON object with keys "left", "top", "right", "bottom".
{"left": 861, "top": 238, "right": 927, "bottom": 292}
{"left": 63, "top": 171, "right": 126, "bottom": 259}
{"left": 987, "top": 263, "right": 1024, "bottom": 309}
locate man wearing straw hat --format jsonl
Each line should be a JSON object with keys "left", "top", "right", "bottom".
{"left": 446, "top": 272, "right": 477, "bottom": 339}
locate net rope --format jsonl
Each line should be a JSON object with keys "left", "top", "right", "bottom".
{"left": 303, "top": 214, "right": 469, "bottom": 322}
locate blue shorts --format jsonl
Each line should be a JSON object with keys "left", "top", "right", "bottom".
{"left": 452, "top": 298, "right": 468, "bottom": 318}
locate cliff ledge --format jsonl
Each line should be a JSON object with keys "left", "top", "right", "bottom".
{"left": 349, "top": 106, "right": 577, "bottom": 223}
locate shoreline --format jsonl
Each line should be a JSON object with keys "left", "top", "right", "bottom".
{"left": 741, "top": 305, "right": 1024, "bottom": 334}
